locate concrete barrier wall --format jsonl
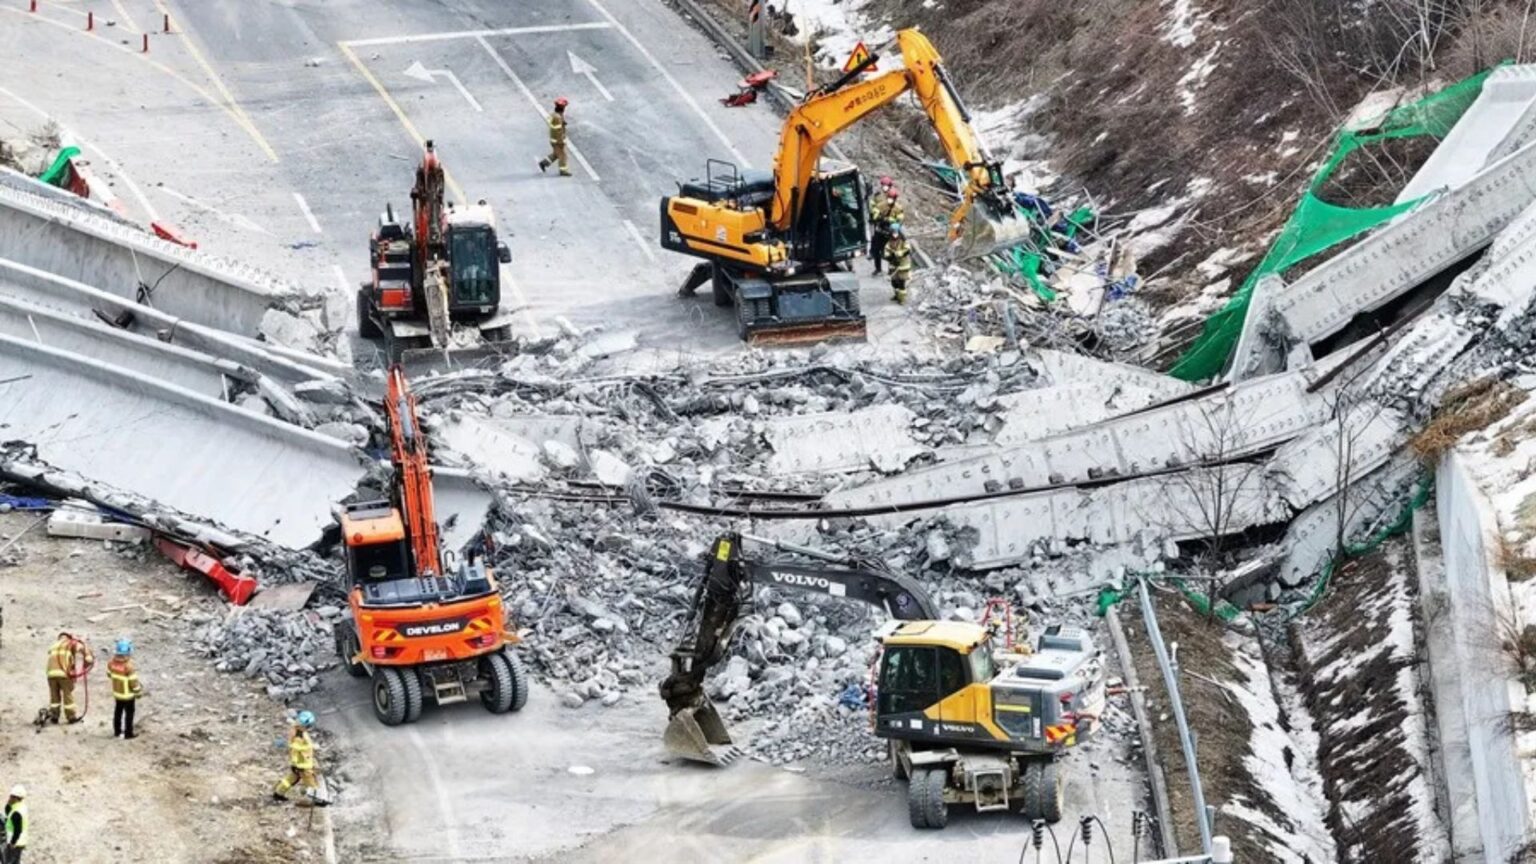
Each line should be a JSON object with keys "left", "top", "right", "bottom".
{"left": 1435, "top": 452, "right": 1531, "bottom": 859}
{"left": 0, "top": 175, "right": 298, "bottom": 337}
{"left": 0, "top": 332, "right": 365, "bottom": 549}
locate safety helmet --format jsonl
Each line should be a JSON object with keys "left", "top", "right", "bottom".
{"left": 554, "top": 97, "right": 569, "bottom": 110}
{"left": 889, "top": 222, "right": 904, "bottom": 235}
{"left": 297, "top": 710, "right": 316, "bottom": 728}
{"left": 115, "top": 638, "right": 132, "bottom": 655}
{"left": 878, "top": 175, "right": 893, "bottom": 188}
{"left": 886, "top": 188, "right": 899, "bottom": 199}
{"left": 8, "top": 785, "right": 23, "bottom": 799}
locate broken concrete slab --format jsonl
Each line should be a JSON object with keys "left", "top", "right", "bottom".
{"left": 0, "top": 256, "right": 346, "bottom": 385}
{"left": 46, "top": 502, "right": 150, "bottom": 543}
{"left": 0, "top": 172, "right": 308, "bottom": 340}
{"left": 0, "top": 331, "right": 366, "bottom": 549}
{"left": 435, "top": 414, "right": 548, "bottom": 484}
{"left": 246, "top": 582, "right": 318, "bottom": 612}
{"left": 1398, "top": 64, "right": 1536, "bottom": 204}
{"left": 1233, "top": 135, "right": 1536, "bottom": 379}
{"left": 764, "top": 404, "right": 923, "bottom": 475}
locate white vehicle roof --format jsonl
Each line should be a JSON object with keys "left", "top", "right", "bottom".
{"left": 446, "top": 202, "right": 497, "bottom": 230}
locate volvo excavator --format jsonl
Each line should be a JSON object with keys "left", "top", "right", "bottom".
{"left": 660, "top": 28, "right": 1024, "bottom": 344}
{"left": 358, "top": 140, "right": 516, "bottom": 365}
{"left": 660, "top": 532, "right": 1106, "bottom": 829}
{"left": 334, "top": 365, "right": 528, "bottom": 725}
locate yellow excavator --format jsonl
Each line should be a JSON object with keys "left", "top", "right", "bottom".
{"left": 660, "top": 533, "right": 1106, "bottom": 829}
{"left": 661, "top": 27, "right": 1024, "bottom": 344}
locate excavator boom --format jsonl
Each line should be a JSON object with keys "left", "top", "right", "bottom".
{"left": 659, "top": 532, "right": 936, "bottom": 765}
{"left": 384, "top": 366, "right": 441, "bottom": 578}
{"left": 768, "top": 29, "right": 1020, "bottom": 243}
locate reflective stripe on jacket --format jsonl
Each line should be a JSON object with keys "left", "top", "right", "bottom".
{"left": 289, "top": 731, "right": 316, "bottom": 771}
{"left": 547, "top": 114, "right": 567, "bottom": 145}
{"left": 886, "top": 239, "right": 913, "bottom": 275}
{"left": 47, "top": 639, "right": 76, "bottom": 678}
{"left": 108, "top": 657, "right": 142, "bottom": 700}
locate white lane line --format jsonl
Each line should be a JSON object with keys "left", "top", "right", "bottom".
{"left": 475, "top": 35, "right": 601, "bottom": 183}
{"left": 159, "top": 185, "right": 271, "bottom": 235}
{"left": 293, "top": 192, "right": 323, "bottom": 233}
{"left": 344, "top": 21, "right": 610, "bottom": 48}
{"left": 403, "top": 61, "right": 483, "bottom": 112}
{"left": 0, "top": 84, "right": 159, "bottom": 220}
{"left": 407, "top": 727, "right": 464, "bottom": 861}
{"left": 622, "top": 219, "right": 657, "bottom": 263}
{"left": 582, "top": 0, "right": 750, "bottom": 168}
{"left": 332, "top": 264, "right": 350, "bottom": 295}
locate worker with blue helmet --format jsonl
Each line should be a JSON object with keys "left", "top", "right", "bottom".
{"left": 107, "top": 637, "right": 142, "bottom": 740}
{"left": 274, "top": 710, "right": 326, "bottom": 806}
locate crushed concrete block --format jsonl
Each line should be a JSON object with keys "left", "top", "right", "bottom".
{"left": 47, "top": 505, "right": 149, "bottom": 543}
{"left": 542, "top": 440, "right": 580, "bottom": 470}
{"left": 589, "top": 450, "right": 631, "bottom": 487}
{"left": 314, "top": 422, "right": 368, "bottom": 448}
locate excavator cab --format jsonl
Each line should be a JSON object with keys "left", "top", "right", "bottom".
{"left": 789, "top": 165, "right": 867, "bottom": 264}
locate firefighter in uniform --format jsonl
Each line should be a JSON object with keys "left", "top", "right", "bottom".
{"left": 2, "top": 785, "right": 25, "bottom": 864}
{"left": 273, "top": 711, "right": 326, "bottom": 806}
{"left": 869, "top": 187, "right": 904, "bottom": 275}
{"left": 538, "top": 97, "right": 572, "bottom": 177}
{"left": 107, "top": 638, "right": 143, "bottom": 739}
{"left": 45, "top": 633, "right": 92, "bottom": 724}
{"left": 885, "top": 222, "right": 913, "bottom": 305}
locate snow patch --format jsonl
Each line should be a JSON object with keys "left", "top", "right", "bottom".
{"left": 787, "top": 0, "right": 895, "bottom": 69}
{"left": 1162, "top": 0, "right": 1201, "bottom": 48}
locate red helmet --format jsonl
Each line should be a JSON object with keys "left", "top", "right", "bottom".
{"left": 554, "top": 97, "right": 569, "bottom": 109}
{"left": 878, "top": 175, "right": 894, "bottom": 187}
{"left": 886, "top": 187, "right": 899, "bottom": 199}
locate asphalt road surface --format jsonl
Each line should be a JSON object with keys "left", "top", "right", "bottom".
{"left": 0, "top": 1, "right": 1147, "bottom": 859}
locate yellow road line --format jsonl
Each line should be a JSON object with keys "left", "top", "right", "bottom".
{"left": 153, "top": 0, "right": 278, "bottom": 162}
{"left": 3, "top": 5, "right": 272, "bottom": 162}
{"left": 337, "top": 41, "right": 466, "bottom": 205}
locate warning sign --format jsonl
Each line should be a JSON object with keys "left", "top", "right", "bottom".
{"left": 842, "top": 41, "right": 877, "bottom": 74}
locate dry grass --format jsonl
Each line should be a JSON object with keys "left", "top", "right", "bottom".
{"left": 1408, "top": 377, "right": 1527, "bottom": 460}
{"left": 1500, "top": 535, "right": 1536, "bottom": 582}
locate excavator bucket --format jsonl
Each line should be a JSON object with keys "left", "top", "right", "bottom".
{"left": 664, "top": 700, "right": 743, "bottom": 766}
{"left": 951, "top": 195, "right": 1034, "bottom": 260}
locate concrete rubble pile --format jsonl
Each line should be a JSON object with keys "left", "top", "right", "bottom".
{"left": 190, "top": 604, "right": 344, "bottom": 699}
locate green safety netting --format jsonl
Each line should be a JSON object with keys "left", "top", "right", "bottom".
{"left": 1168, "top": 65, "right": 1502, "bottom": 381}
{"left": 924, "top": 162, "right": 1095, "bottom": 302}
{"left": 1291, "top": 473, "right": 1435, "bottom": 617}
{"left": 38, "top": 145, "right": 80, "bottom": 187}
{"left": 1093, "top": 473, "right": 1435, "bottom": 622}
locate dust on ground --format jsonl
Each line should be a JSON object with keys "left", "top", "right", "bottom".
{"left": 0, "top": 511, "right": 332, "bottom": 863}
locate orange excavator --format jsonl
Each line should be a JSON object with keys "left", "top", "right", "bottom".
{"left": 334, "top": 365, "right": 527, "bottom": 725}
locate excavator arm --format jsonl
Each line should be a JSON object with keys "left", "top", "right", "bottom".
{"left": 769, "top": 28, "right": 1018, "bottom": 242}
{"left": 659, "top": 531, "right": 936, "bottom": 765}
{"left": 384, "top": 366, "right": 442, "bottom": 579}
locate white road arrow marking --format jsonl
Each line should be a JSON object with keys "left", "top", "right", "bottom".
{"left": 567, "top": 50, "right": 613, "bottom": 102}
{"left": 403, "top": 60, "right": 484, "bottom": 112}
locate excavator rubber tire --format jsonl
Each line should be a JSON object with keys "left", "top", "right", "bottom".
{"left": 402, "top": 668, "right": 424, "bottom": 723}
{"left": 480, "top": 652, "right": 517, "bottom": 714}
{"left": 907, "top": 767, "right": 948, "bottom": 830}
{"left": 356, "top": 286, "right": 382, "bottom": 339}
{"left": 1039, "top": 759, "right": 1063, "bottom": 824}
{"left": 372, "top": 667, "right": 410, "bottom": 726}
{"left": 336, "top": 627, "right": 367, "bottom": 679}
{"left": 504, "top": 649, "right": 529, "bottom": 712}
{"left": 1020, "top": 759, "right": 1045, "bottom": 821}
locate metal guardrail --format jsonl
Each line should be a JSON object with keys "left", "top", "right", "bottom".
{"left": 1137, "top": 578, "right": 1215, "bottom": 855}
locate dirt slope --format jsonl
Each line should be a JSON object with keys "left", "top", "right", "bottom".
{"left": 0, "top": 512, "right": 327, "bottom": 863}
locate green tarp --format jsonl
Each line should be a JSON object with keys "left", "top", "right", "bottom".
{"left": 1169, "top": 66, "right": 1500, "bottom": 381}
{"left": 38, "top": 145, "right": 81, "bottom": 188}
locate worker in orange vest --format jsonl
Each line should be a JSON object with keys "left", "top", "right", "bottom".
{"left": 45, "top": 633, "right": 92, "bottom": 724}
{"left": 538, "top": 98, "right": 572, "bottom": 177}
{"left": 106, "top": 638, "right": 143, "bottom": 739}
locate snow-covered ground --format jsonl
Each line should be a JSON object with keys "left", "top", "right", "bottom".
{"left": 783, "top": 0, "right": 894, "bottom": 68}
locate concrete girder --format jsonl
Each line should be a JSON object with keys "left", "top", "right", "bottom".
{"left": 0, "top": 172, "right": 305, "bottom": 338}
{"left": 0, "top": 331, "right": 366, "bottom": 549}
